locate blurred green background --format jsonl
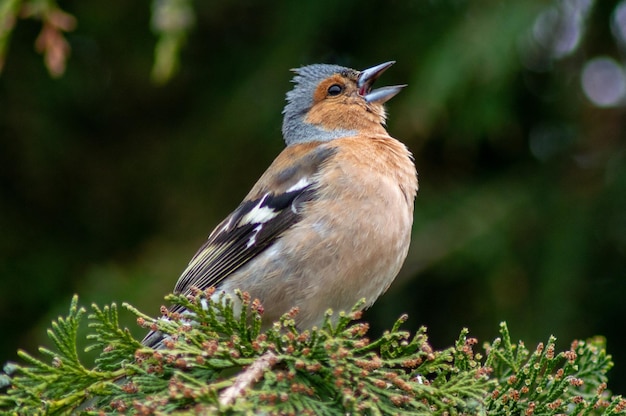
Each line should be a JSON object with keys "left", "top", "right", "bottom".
{"left": 2, "top": 0, "right": 626, "bottom": 394}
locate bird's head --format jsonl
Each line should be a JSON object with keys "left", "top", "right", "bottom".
{"left": 282, "top": 61, "right": 405, "bottom": 146}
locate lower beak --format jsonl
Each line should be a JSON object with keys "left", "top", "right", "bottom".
{"left": 357, "top": 61, "right": 407, "bottom": 104}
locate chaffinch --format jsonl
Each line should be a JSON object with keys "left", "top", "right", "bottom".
{"left": 143, "top": 61, "right": 418, "bottom": 347}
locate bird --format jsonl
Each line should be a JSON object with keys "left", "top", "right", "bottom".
{"left": 143, "top": 61, "right": 418, "bottom": 348}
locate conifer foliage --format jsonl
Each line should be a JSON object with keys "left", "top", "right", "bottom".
{"left": 1, "top": 291, "right": 624, "bottom": 415}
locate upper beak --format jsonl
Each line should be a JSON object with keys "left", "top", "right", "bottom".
{"left": 357, "top": 61, "right": 406, "bottom": 104}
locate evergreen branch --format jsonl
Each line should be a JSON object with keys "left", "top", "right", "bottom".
{"left": 219, "top": 350, "right": 279, "bottom": 406}
{"left": 0, "top": 292, "right": 624, "bottom": 415}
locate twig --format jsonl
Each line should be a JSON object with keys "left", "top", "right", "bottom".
{"left": 219, "top": 351, "right": 279, "bottom": 406}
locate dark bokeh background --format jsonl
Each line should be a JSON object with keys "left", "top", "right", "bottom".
{"left": 2, "top": 0, "right": 626, "bottom": 394}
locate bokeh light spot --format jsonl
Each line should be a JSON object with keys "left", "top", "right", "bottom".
{"left": 611, "top": 1, "right": 626, "bottom": 47}
{"left": 581, "top": 57, "right": 626, "bottom": 107}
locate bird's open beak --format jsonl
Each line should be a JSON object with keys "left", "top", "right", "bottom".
{"left": 357, "top": 61, "right": 406, "bottom": 104}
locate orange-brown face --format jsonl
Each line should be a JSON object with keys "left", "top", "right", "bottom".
{"left": 282, "top": 62, "right": 404, "bottom": 145}
{"left": 304, "top": 74, "right": 388, "bottom": 134}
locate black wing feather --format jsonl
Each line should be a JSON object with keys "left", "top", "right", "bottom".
{"left": 173, "top": 187, "right": 315, "bottom": 296}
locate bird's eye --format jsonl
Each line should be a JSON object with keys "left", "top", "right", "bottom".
{"left": 327, "top": 84, "right": 343, "bottom": 96}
